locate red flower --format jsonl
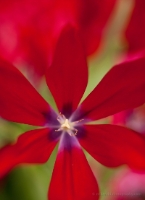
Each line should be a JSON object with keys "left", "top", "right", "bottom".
{"left": 1, "top": 25, "right": 145, "bottom": 200}
{"left": 0, "top": 0, "right": 116, "bottom": 78}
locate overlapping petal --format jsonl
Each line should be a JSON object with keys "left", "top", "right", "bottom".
{"left": 46, "top": 25, "right": 88, "bottom": 116}
{"left": 0, "top": 128, "right": 57, "bottom": 178}
{"left": 80, "top": 55, "right": 145, "bottom": 121}
{"left": 79, "top": 124, "right": 145, "bottom": 169}
{"left": 0, "top": 0, "right": 117, "bottom": 75}
{"left": 0, "top": 58, "right": 50, "bottom": 126}
{"left": 49, "top": 134, "right": 99, "bottom": 200}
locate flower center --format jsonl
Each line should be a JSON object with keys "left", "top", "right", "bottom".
{"left": 55, "top": 112, "right": 83, "bottom": 136}
{"left": 61, "top": 119, "right": 71, "bottom": 130}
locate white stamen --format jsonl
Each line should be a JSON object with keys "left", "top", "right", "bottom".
{"left": 55, "top": 112, "right": 83, "bottom": 136}
{"left": 61, "top": 119, "right": 71, "bottom": 129}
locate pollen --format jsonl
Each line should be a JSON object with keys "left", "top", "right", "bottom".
{"left": 61, "top": 119, "right": 71, "bottom": 130}
{"left": 55, "top": 112, "right": 83, "bottom": 136}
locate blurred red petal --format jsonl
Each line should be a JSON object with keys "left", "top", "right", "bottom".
{"left": 0, "top": 0, "right": 116, "bottom": 79}
{"left": 125, "top": 0, "right": 145, "bottom": 54}
{"left": 0, "top": 58, "right": 50, "bottom": 126}
{"left": 49, "top": 135, "right": 99, "bottom": 200}
{"left": 0, "top": 128, "right": 57, "bottom": 178}
{"left": 80, "top": 124, "right": 145, "bottom": 169}
{"left": 112, "top": 110, "right": 132, "bottom": 125}
{"left": 80, "top": 55, "right": 145, "bottom": 120}
{"left": 76, "top": 0, "right": 116, "bottom": 55}
{"left": 46, "top": 25, "right": 88, "bottom": 115}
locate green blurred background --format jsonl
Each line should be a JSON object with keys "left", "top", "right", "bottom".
{"left": 0, "top": 0, "right": 141, "bottom": 199}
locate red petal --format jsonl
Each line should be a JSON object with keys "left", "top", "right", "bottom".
{"left": 46, "top": 25, "right": 88, "bottom": 115}
{"left": 0, "top": 128, "right": 57, "bottom": 178}
{"left": 0, "top": 0, "right": 116, "bottom": 73}
{"left": 79, "top": 124, "right": 145, "bottom": 169}
{"left": 125, "top": 0, "right": 145, "bottom": 54}
{"left": 80, "top": 55, "right": 145, "bottom": 120}
{"left": 0, "top": 58, "right": 50, "bottom": 126}
{"left": 76, "top": 0, "right": 116, "bottom": 55}
{"left": 49, "top": 135, "right": 99, "bottom": 200}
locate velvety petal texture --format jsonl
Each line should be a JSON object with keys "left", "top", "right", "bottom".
{"left": 0, "top": 128, "right": 57, "bottom": 178}
{"left": 46, "top": 25, "right": 88, "bottom": 115}
{"left": 0, "top": 58, "right": 50, "bottom": 126}
{"left": 49, "top": 134, "right": 99, "bottom": 200}
{"left": 80, "top": 124, "right": 145, "bottom": 169}
{"left": 80, "top": 55, "right": 145, "bottom": 121}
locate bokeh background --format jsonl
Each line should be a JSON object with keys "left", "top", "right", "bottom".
{"left": 0, "top": 0, "right": 145, "bottom": 199}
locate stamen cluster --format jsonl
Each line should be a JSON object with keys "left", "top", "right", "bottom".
{"left": 55, "top": 112, "right": 83, "bottom": 136}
